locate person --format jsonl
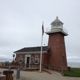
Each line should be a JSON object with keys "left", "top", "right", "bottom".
{"left": 9, "top": 66, "right": 11, "bottom": 71}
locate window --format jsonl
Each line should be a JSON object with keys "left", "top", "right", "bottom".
{"left": 53, "top": 23, "right": 56, "bottom": 26}
{"left": 18, "top": 55, "right": 23, "bottom": 62}
{"left": 34, "top": 55, "right": 40, "bottom": 64}
{"left": 57, "top": 23, "right": 60, "bottom": 26}
{"left": 51, "top": 23, "right": 56, "bottom": 27}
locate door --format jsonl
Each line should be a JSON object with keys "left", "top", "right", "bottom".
{"left": 26, "top": 57, "right": 30, "bottom": 67}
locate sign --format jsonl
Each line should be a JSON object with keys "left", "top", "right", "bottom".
{"left": 13, "top": 54, "right": 15, "bottom": 57}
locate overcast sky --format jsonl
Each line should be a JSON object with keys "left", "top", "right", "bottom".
{"left": 0, "top": 0, "right": 80, "bottom": 63}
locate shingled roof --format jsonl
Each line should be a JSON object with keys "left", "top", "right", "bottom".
{"left": 14, "top": 46, "right": 50, "bottom": 54}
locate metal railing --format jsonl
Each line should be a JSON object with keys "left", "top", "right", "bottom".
{"left": 42, "top": 64, "right": 62, "bottom": 71}
{"left": 46, "top": 27, "right": 68, "bottom": 34}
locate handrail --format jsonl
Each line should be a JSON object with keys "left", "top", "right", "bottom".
{"left": 46, "top": 27, "right": 68, "bottom": 34}
{"left": 42, "top": 64, "right": 62, "bottom": 70}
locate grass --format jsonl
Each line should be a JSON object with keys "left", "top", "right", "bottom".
{"left": 63, "top": 68, "right": 80, "bottom": 77}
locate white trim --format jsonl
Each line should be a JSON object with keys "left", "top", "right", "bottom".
{"left": 15, "top": 51, "right": 47, "bottom": 54}
{"left": 34, "top": 55, "right": 40, "bottom": 64}
{"left": 45, "top": 27, "right": 68, "bottom": 36}
{"left": 25, "top": 54, "right": 31, "bottom": 68}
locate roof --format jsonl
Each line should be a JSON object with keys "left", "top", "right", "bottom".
{"left": 14, "top": 46, "right": 50, "bottom": 54}
{"left": 51, "top": 16, "right": 63, "bottom": 25}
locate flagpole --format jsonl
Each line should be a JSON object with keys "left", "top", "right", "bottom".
{"left": 39, "top": 21, "right": 44, "bottom": 72}
{"left": 40, "top": 34, "right": 43, "bottom": 72}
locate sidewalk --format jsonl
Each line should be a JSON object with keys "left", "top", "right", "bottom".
{"left": 13, "top": 75, "right": 30, "bottom": 80}
{"left": 0, "top": 68, "right": 80, "bottom": 80}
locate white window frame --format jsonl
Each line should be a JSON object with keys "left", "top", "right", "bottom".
{"left": 34, "top": 55, "right": 40, "bottom": 64}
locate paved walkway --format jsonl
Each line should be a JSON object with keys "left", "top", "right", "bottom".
{"left": 0, "top": 68, "right": 80, "bottom": 80}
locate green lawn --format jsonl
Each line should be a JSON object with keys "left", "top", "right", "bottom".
{"left": 63, "top": 68, "right": 80, "bottom": 77}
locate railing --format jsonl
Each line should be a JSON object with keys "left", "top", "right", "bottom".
{"left": 42, "top": 64, "right": 62, "bottom": 71}
{"left": 46, "top": 27, "right": 68, "bottom": 34}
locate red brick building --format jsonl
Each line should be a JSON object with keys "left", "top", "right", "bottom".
{"left": 14, "top": 17, "right": 68, "bottom": 70}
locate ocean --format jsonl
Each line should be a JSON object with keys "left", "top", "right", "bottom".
{"left": 68, "top": 62, "right": 80, "bottom": 68}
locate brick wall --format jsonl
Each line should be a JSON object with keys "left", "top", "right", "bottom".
{"left": 42, "top": 53, "right": 48, "bottom": 64}
{"left": 30, "top": 54, "right": 40, "bottom": 64}
{"left": 15, "top": 53, "right": 48, "bottom": 68}
{"left": 48, "top": 32, "right": 67, "bottom": 70}
{"left": 16, "top": 54, "right": 26, "bottom": 63}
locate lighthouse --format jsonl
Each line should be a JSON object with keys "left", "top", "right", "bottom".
{"left": 45, "top": 17, "right": 68, "bottom": 70}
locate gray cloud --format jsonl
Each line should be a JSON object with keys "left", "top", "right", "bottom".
{"left": 0, "top": 0, "right": 80, "bottom": 63}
